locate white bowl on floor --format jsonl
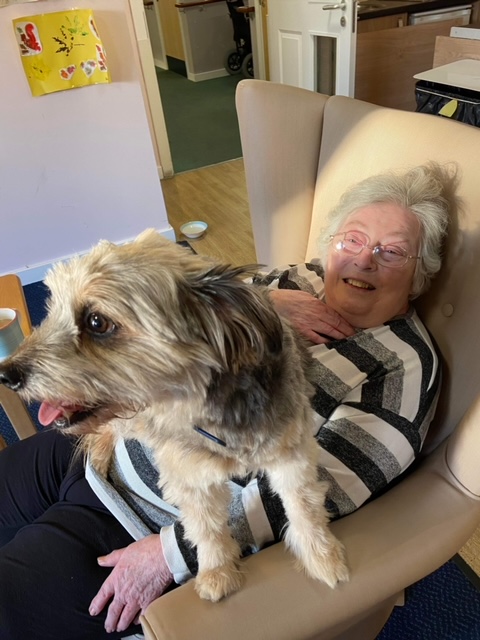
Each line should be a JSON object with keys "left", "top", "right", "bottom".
{"left": 180, "top": 220, "right": 208, "bottom": 239}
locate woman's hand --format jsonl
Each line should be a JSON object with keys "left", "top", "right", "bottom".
{"left": 269, "top": 289, "right": 355, "bottom": 344}
{"left": 89, "top": 534, "right": 173, "bottom": 634}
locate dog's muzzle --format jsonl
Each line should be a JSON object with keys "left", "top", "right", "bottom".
{"left": 60, "top": 408, "right": 97, "bottom": 428}
{"left": 0, "top": 363, "right": 26, "bottom": 392}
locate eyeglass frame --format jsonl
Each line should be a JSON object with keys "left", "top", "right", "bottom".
{"left": 329, "top": 231, "right": 421, "bottom": 269}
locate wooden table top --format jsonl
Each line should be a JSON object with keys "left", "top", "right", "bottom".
{"left": 0, "top": 274, "right": 32, "bottom": 337}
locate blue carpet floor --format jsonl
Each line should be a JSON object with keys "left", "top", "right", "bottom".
{"left": 1, "top": 281, "right": 480, "bottom": 639}
{"left": 377, "top": 558, "right": 480, "bottom": 639}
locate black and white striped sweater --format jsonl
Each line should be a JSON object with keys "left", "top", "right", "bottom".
{"left": 86, "top": 262, "right": 441, "bottom": 583}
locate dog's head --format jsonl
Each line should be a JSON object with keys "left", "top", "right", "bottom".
{"left": 0, "top": 229, "right": 283, "bottom": 432}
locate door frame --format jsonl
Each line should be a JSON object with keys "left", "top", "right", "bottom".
{"left": 252, "top": 0, "right": 268, "bottom": 79}
{"left": 128, "top": 0, "right": 272, "bottom": 178}
{"left": 128, "top": 0, "right": 174, "bottom": 178}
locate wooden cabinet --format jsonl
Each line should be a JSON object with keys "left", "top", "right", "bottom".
{"left": 357, "top": 13, "right": 408, "bottom": 33}
{"left": 434, "top": 32, "right": 480, "bottom": 66}
{"left": 355, "top": 10, "right": 478, "bottom": 110}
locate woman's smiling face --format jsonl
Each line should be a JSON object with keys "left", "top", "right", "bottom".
{"left": 323, "top": 202, "right": 421, "bottom": 328}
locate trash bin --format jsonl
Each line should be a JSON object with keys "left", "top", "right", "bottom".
{"left": 414, "top": 59, "right": 480, "bottom": 127}
{"left": 415, "top": 80, "right": 480, "bottom": 126}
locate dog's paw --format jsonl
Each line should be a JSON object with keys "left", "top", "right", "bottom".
{"left": 304, "top": 536, "right": 350, "bottom": 588}
{"left": 194, "top": 565, "right": 244, "bottom": 602}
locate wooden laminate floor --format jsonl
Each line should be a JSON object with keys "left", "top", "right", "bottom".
{"left": 460, "top": 525, "right": 480, "bottom": 575}
{"left": 161, "top": 159, "right": 256, "bottom": 266}
{"left": 161, "top": 159, "right": 480, "bottom": 578}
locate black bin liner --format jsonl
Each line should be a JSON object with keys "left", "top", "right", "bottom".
{"left": 415, "top": 79, "right": 480, "bottom": 127}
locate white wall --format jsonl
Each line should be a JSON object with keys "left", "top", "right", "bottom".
{"left": 178, "top": 2, "right": 233, "bottom": 81}
{"left": 0, "top": 0, "right": 174, "bottom": 284}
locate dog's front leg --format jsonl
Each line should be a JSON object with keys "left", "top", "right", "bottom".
{"left": 157, "top": 456, "right": 243, "bottom": 602}
{"left": 265, "top": 437, "right": 349, "bottom": 589}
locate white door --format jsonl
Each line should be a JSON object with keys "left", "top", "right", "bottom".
{"left": 268, "top": 0, "right": 357, "bottom": 95}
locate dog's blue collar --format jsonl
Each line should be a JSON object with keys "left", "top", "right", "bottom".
{"left": 193, "top": 425, "right": 227, "bottom": 447}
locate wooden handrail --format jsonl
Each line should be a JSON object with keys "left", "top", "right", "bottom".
{"left": 237, "top": 5, "right": 255, "bottom": 12}
{"left": 175, "top": 0, "right": 225, "bottom": 8}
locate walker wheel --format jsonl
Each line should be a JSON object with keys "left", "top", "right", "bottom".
{"left": 241, "top": 53, "right": 254, "bottom": 78}
{"left": 225, "top": 50, "right": 243, "bottom": 75}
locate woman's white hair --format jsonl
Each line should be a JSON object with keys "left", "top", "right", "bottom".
{"left": 317, "top": 162, "right": 460, "bottom": 299}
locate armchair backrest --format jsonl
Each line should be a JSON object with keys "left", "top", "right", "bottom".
{"left": 236, "top": 79, "right": 480, "bottom": 451}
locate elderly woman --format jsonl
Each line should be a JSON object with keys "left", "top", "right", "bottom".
{"left": 0, "top": 163, "right": 456, "bottom": 640}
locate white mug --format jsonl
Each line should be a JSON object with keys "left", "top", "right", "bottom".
{"left": 0, "top": 308, "right": 24, "bottom": 362}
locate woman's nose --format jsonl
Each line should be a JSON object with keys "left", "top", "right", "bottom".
{"left": 354, "top": 246, "right": 377, "bottom": 270}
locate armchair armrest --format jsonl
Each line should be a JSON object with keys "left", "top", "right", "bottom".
{"left": 446, "top": 393, "right": 480, "bottom": 498}
{"left": 141, "top": 436, "right": 480, "bottom": 640}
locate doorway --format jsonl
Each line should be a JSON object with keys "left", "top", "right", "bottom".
{"left": 141, "top": 0, "right": 269, "bottom": 175}
{"left": 144, "top": 0, "right": 253, "bottom": 174}
{"left": 155, "top": 70, "right": 244, "bottom": 173}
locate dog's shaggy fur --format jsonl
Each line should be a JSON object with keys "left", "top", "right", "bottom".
{"left": 0, "top": 230, "right": 348, "bottom": 601}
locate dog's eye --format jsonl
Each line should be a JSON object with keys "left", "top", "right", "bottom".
{"left": 85, "top": 312, "right": 116, "bottom": 336}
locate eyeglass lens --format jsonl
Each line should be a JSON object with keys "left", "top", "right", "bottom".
{"left": 335, "top": 231, "right": 409, "bottom": 267}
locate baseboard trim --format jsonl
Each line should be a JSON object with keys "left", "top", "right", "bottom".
{"left": 187, "top": 68, "right": 229, "bottom": 82}
{"left": 10, "top": 226, "right": 177, "bottom": 285}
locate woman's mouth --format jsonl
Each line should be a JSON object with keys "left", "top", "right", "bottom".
{"left": 344, "top": 278, "right": 375, "bottom": 290}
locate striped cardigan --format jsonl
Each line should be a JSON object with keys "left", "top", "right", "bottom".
{"left": 86, "top": 262, "right": 441, "bottom": 584}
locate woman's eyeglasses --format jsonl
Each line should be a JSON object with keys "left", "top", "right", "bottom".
{"left": 330, "top": 231, "right": 421, "bottom": 268}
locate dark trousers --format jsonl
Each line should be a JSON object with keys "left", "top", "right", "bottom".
{"left": 0, "top": 429, "right": 141, "bottom": 640}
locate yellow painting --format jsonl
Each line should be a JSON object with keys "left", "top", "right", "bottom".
{"left": 13, "top": 9, "right": 111, "bottom": 97}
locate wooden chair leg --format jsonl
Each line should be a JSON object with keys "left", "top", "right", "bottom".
{"left": 0, "top": 273, "right": 37, "bottom": 444}
{"left": 0, "top": 386, "right": 37, "bottom": 440}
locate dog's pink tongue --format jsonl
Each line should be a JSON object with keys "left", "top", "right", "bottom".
{"left": 38, "top": 402, "right": 64, "bottom": 427}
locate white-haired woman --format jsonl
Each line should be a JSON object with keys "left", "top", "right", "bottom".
{"left": 270, "top": 162, "right": 454, "bottom": 341}
{"left": 0, "top": 163, "right": 459, "bottom": 640}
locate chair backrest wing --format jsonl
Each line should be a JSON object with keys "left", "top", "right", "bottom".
{"left": 237, "top": 79, "right": 480, "bottom": 448}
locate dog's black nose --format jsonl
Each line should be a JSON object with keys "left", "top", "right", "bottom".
{"left": 0, "top": 364, "right": 26, "bottom": 391}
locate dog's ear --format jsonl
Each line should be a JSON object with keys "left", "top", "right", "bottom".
{"left": 133, "top": 228, "right": 171, "bottom": 249}
{"left": 182, "top": 264, "right": 284, "bottom": 372}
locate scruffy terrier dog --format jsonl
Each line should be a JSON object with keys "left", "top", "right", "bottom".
{"left": 0, "top": 229, "right": 348, "bottom": 602}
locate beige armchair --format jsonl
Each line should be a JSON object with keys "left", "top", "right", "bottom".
{"left": 140, "top": 80, "right": 480, "bottom": 640}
